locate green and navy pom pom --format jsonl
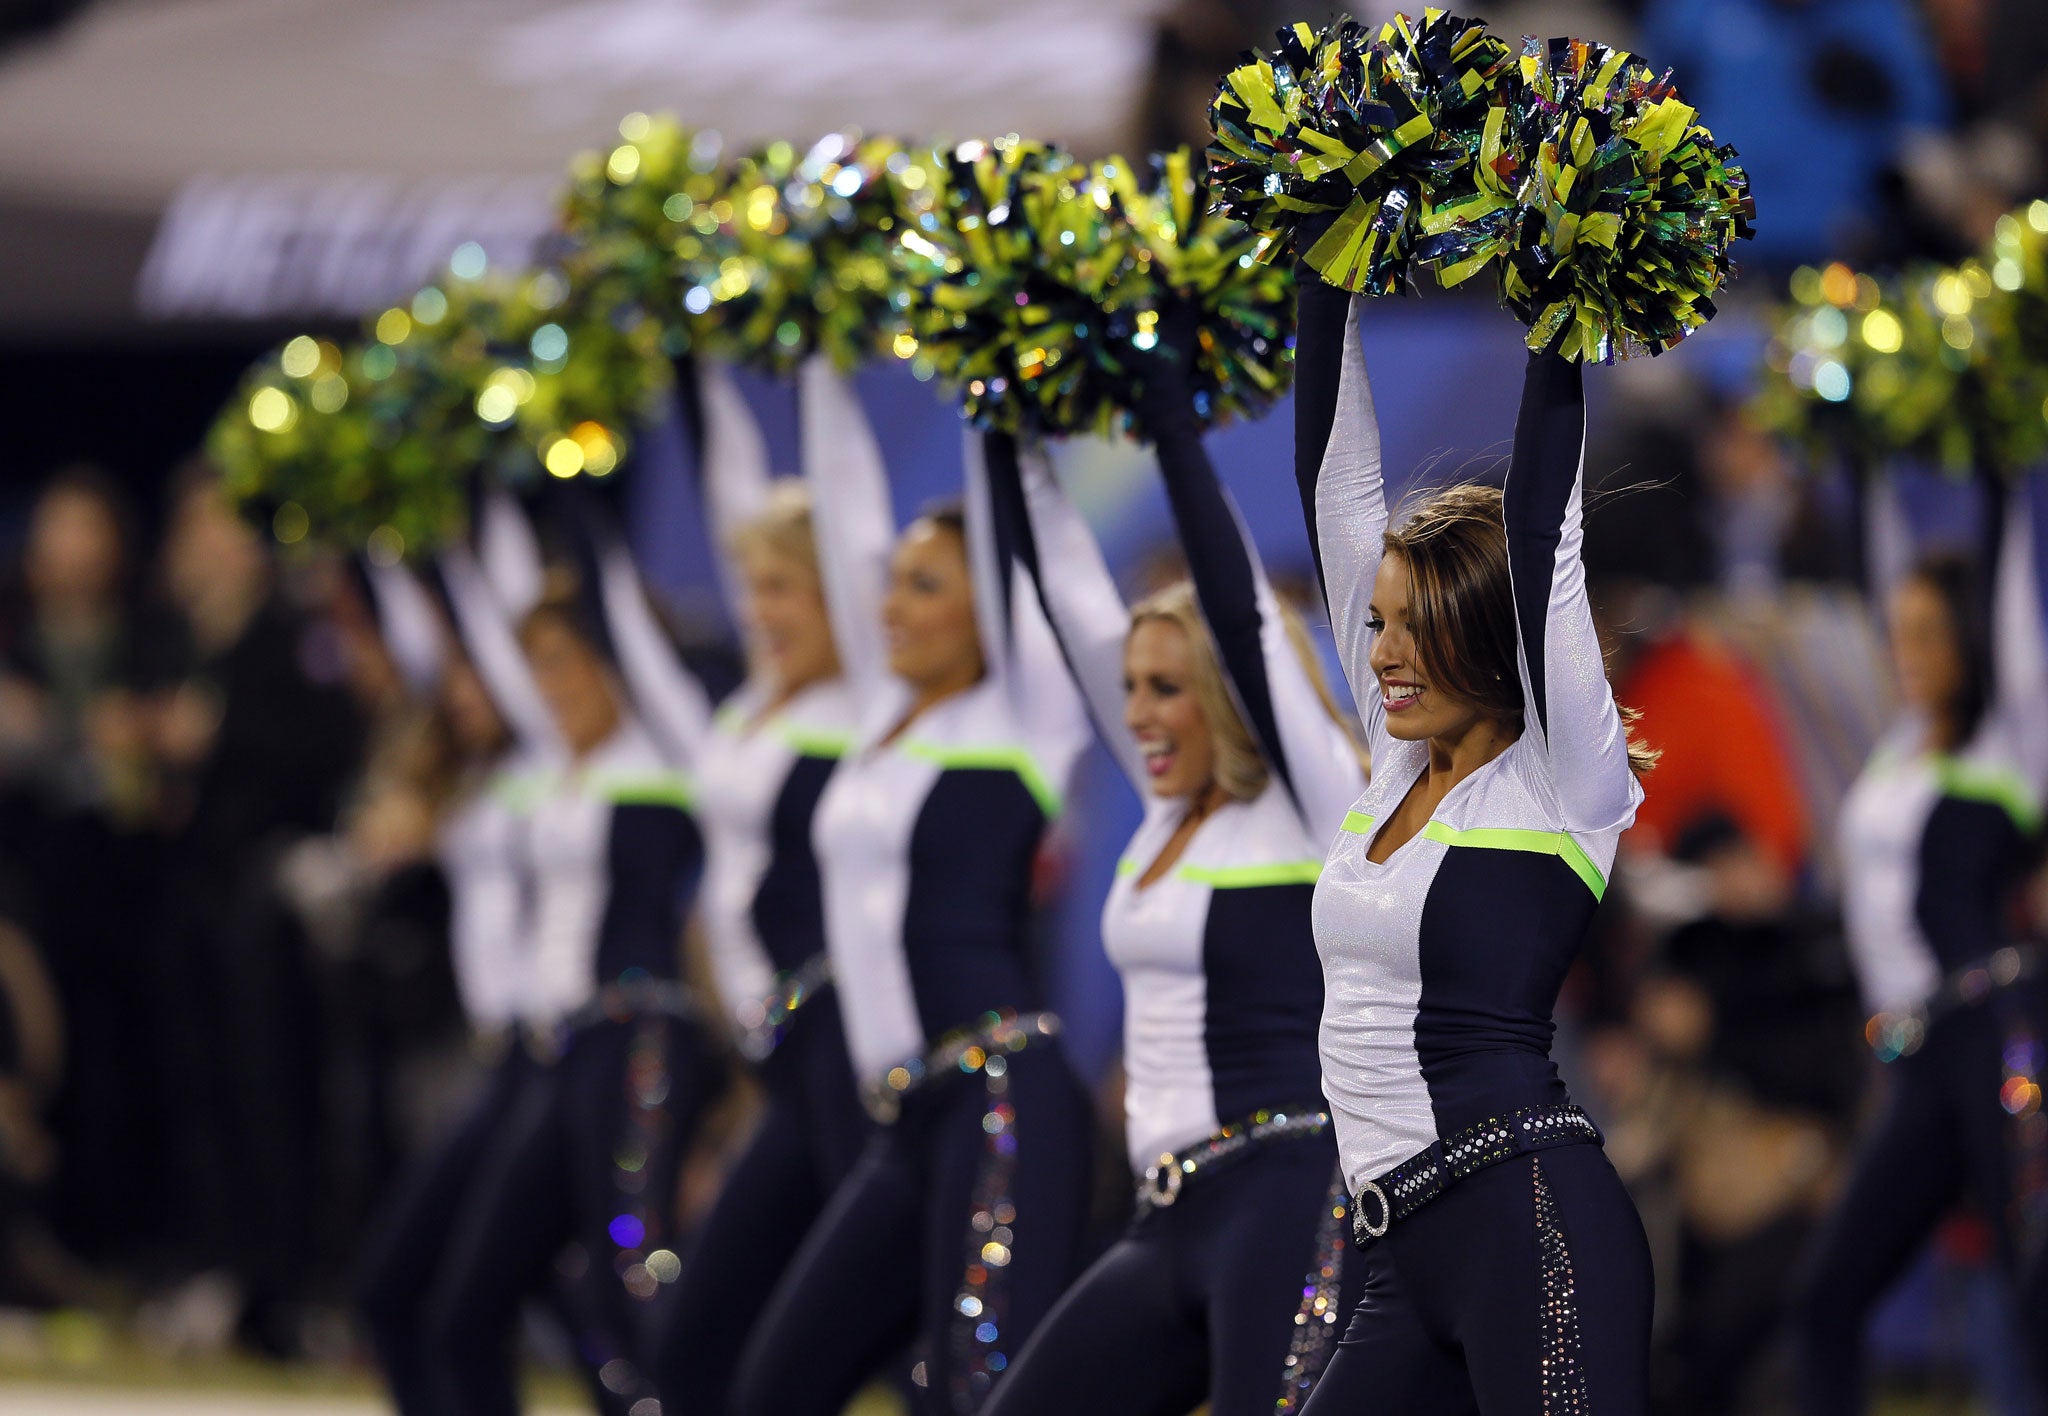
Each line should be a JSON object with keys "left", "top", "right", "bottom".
{"left": 895, "top": 138, "right": 1149, "bottom": 435}
{"left": 692, "top": 132, "right": 915, "bottom": 375}
{"left": 557, "top": 113, "right": 728, "bottom": 353}
{"left": 1205, "top": 11, "right": 1516, "bottom": 295}
{"left": 1109, "top": 147, "right": 1295, "bottom": 425}
{"left": 1205, "top": 22, "right": 1335, "bottom": 259}
{"left": 210, "top": 269, "right": 672, "bottom": 552}
{"left": 1492, "top": 38, "right": 1752, "bottom": 361}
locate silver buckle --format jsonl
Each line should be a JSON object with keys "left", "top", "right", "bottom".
{"left": 1139, "top": 1153, "right": 1186, "bottom": 1207}
{"left": 1352, "top": 1178, "right": 1391, "bottom": 1241}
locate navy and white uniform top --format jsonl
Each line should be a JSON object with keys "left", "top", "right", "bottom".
{"left": 1299, "top": 290, "right": 1643, "bottom": 1193}
{"left": 592, "top": 364, "right": 856, "bottom": 1031}
{"left": 363, "top": 557, "right": 540, "bottom": 1035}
{"left": 521, "top": 719, "right": 699, "bottom": 1027}
{"left": 1839, "top": 476, "right": 2047, "bottom": 1016}
{"left": 803, "top": 359, "right": 1092, "bottom": 1085}
{"left": 440, "top": 511, "right": 699, "bottom": 1032}
{"left": 436, "top": 755, "right": 546, "bottom": 1032}
{"left": 1003, "top": 415, "right": 1364, "bottom": 1173}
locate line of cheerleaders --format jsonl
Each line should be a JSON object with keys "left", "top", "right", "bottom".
{"left": 348, "top": 268, "right": 2048, "bottom": 1415}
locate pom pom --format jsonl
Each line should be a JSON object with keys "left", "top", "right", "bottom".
{"left": 1206, "top": 11, "right": 1516, "bottom": 295}
{"left": 1752, "top": 257, "right": 2014, "bottom": 479}
{"left": 1751, "top": 261, "right": 1901, "bottom": 472}
{"left": 693, "top": 132, "right": 916, "bottom": 374}
{"left": 1491, "top": 37, "right": 1752, "bottom": 361}
{"left": 209, "top": 270, "right": 672, "bottom": 551}
{"left": 210, "top": 282, "right": 508, "bottom": 554}
{"left": 556, "top": 113, "right": 728, "bottom": 354}
{"left": 1108, "top": 147, "right": 1296, "bottom": 426}
{"left": 895, "top": 138, "right": 1148, "bottom": 435}
{"left": 1205, "top": 21, "right": 1334, "bottom": 255}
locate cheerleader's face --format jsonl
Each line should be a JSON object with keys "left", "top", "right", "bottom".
{"left": 740, "top": 545, "right": 838, "bottom": 694}
{"left": 1367, "top": 551, "right": 1486, "bottom": 744}
{"left": 441, "top": 656, "right": 507, "bottom": 760}
{"left": 523, "top": 613, "right": 621, "bottom": 756}
{"left": 1123, "top": 618, "right": 1214, "bottom": 799}
{"left": 884, "top": 518, "right": 984, "bottom": 692}
{"left": 1890, "top": 575, "right": 1964, "bottom": 721}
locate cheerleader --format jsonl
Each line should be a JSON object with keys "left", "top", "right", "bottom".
{"left": 729, "top": 360, "right": 1096, "bottom": 1416}
{"left": 1290, "top": 283, "right": 1657, "bottom": 1412}
{"left": 593, "top": 364, "right": 868, "bottom": 1415}
{"left": 1796, "top": 472, "right": 2048, "bottom": 1414}
{"left": 421, "top": 508, "right": 726, "bottom": 1416}
{"left": 352, "top": 557, "right": 554, "bottom": 1415}
{"left": 974, "top": 326, "right": 1367, "bottom": 1415}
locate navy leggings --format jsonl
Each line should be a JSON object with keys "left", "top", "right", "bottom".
{"left": 981, "top": 1128, "right": 1360, "bottom": 1416}
{"left": 1301, "top": 1143, "right": 1654, "bottom": 1415}
{"left": 358, "top": 1047, "right": 536, "bottom": 1414}
{"left": 651, "top": 996, "right": 869, "bottom": 1414}
{"left": 357, "top": 1014, "right": 724, "bottom": 1416}
{"left": 730, "top": 1043, "right": 1095, "bottom": 1416}
{"left": 1796, "top": 988, "right": 2048, "bottom": 1415}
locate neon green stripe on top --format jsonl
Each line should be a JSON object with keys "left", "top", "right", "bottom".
{"left": 1419, "top": 821, "right": 1605, "bottom": 900}
{"left": 1113, "top": 856, "right": 1320, "bottom": 889}
{"left": 778, "top": 723, "right": 855, "bottom": 760}
{"left": 1177, "top": 860, "right": 1323, "bottom": 889}
{"left": 590, "top": 771, "right": 696, "bottom": 812}
{"left": 900, "top": 740, "right": 1062, "bottom": 819}
{"left": 1336, "top": 812, "right": 1604, "bottom": 899}
{"left": 1931, "top": 755, "right": 2042, "bottom": 834}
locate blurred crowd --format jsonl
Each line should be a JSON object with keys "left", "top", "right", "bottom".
{"left": 0, "top": 0, "right": 2043, "bottom": 1412}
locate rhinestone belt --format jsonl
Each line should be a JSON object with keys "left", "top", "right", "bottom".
{"left": 861, "top": 1010, "right": 1062, "bottom": 1125}
{"left": 735, "top": 952, "right": 834, "bottom": 1063}
{"left": 531, "top": 977, "right": 710, "bottom": 1061}
{"left": 1868, "top": 946, "right": 2043, "bottom": 1062}
{"left": 1350, "top": 1103, "right": 1603, "bottom": 1246}
{"left": 1137, "top": 1105, "right": 1331, "bottom": 1209}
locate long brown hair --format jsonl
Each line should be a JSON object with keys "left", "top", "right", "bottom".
{"left": 1385, "top": 484, "right": 1657, "bottom": 777}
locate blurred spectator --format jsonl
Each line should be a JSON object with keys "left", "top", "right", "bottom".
{"left": 145, "top": 463, "right": 363, "bottom": 1355}
{"left": 1639, "top": 0, "right": 1950, "bottom": 267}
{"left": 0, "top": 469, "right": 177, "bottom": 1269}
{"left": 1612, "top": 595, "right": 1811, "bottom": 886}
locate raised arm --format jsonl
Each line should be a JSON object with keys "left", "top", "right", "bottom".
{"left": 1858, "top": 464, "right": 1915, "bottom": 619}
{"left": 692, "top": 359, "right": 775, "bottom": 627}
{"left": 1295, "top": 281, "right": 1389, "bottom": 752}
{"left": 799, "top": 357, "right": 896, "bottom": 703}
{"left": 1992, "top": 475, "right": 2048, "bottom": 800}
{"left": 476, "top": 487, "right": 547, "bottom": 618}
{"left": 583, "top": 505, "right": 715, "bottom": 772}
{"left": 1143, "top": 353, "right": 1365, "bottom": 839}
{"left": 993, "top": 437, "right": 1146, "bottom": 794}
{"left": 965, "top": 432, "right": 1093, "bottom": 784}
{"left": 438, "top": 543, "right": 564, "bottom": 762}
{"left": 362, "top": 559, "right": 447, "bottom": 697}
{"left": 1502, "top": 352, "right": 1637, "bottom": 832}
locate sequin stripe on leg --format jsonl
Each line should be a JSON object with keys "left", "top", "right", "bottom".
{"left": 593, "top": 1015, "right": 677, "bottom": 1408}
{"left": 949, "top": 1057, "right": 1021, "bottom": 1412}
{"left": 1274, "top": 1163, "right": 1351, "bottom": 1413}
{"left": 2000, "top": 1019, "right": 2048, "bottom": 1268}
{"left": 1532, "top": 1158, "right": 1589, "bottom": 1415}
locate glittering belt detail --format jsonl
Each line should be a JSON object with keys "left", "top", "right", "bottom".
{"left": 531, "top": 975, "right": 710, "bottom": 1061}
{"left": 1868, "top": 945, "right": 2042, "bottom": 1061}
{"left": 861, "top": 1010, "right": 1061, "bottom": 1125}
{"left": 1137, "top": 1105, "right": 1331, "bottom": 1208}
{"left": 735, "top": 953, "right": 834, "bottom": 1063}
{"left": 1351, "top": 1103, "right": 1602, "bottom": 1247}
